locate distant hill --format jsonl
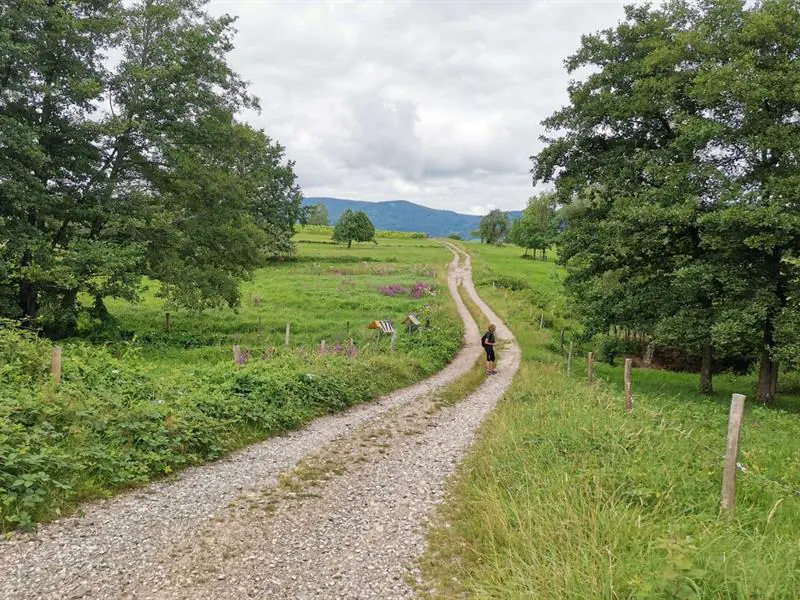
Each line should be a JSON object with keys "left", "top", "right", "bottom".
{"left": 302, "top": 197, "right": 522, "bottom": 240}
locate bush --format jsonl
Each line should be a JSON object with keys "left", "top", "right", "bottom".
{"left": 478, "top": 274, "right": 529, "bottom": 291}
{"left": 596, "top": 334, "right": 621, "bottom": 365}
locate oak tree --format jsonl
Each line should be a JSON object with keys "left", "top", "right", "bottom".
{"left": 332, "top": 210, "right": 376, "bottom": 248}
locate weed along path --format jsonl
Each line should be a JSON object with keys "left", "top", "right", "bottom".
{"left": 0, "top": 244, "right": 520, "bottom": 600}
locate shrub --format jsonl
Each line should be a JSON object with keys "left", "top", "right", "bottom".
{"left": 597, "top": 334, "right": 620, "bottom": 365}
{"left": 479, "top": 274, "right": 529, "bottom": 291}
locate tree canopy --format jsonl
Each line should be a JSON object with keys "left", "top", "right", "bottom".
{"left": 332, "top": 210, "right": 376, "bottom": 248}
{"left": 478, "top": 210, "right": 511, "bottom": 245}
{"left": 532, "top": 0, "right": 800, "bottom": 402}
{"left": 0, "top": 0, "right": 303, "bottom": 336}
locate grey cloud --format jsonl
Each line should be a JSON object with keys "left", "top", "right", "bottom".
{"left": 209, "top": 0, "right": 630, "bottom": 213}
{"left": 337, "top": 94, "right": 424, "bottom": 181}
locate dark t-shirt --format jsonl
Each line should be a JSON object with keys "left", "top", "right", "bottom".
{"left": 481, "top": 331, "right": 495, "bottom": 348}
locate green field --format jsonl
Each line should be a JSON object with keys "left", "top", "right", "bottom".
{"left": 95, "top": 232, "right": 456, "bottom": 373}
{"left": 0, "top": 234, "right": 461, "bottom": 531}
{"left": 422, "top": 242, "right": 800, "bottom": 599}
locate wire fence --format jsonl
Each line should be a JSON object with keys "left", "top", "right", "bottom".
{"left": 620, "top": 389, "right": 800, "bottom": 498}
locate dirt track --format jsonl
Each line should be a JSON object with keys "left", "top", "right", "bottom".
{"left": 0, "top": 244, "right": 519, "bottom": 600}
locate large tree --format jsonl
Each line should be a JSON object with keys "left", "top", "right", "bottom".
{"left": 332, "top": 209, "right": 375, "bottom": 248}
{"left": 686, "top": 0, "right": 800, "bottom": 403}
{"left": 478, "top": 209, "right": 510, "bottom": 245}
{"left": 532, "top": 0, "right": 800, "bottom": 401}
{"left": 0, "top": 0, "right": 302, "bottom": 334}
{"left": 1, "top": 0, "right": 123, "bottom": 333}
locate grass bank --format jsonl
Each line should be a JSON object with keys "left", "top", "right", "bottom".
{"left": 422, "top": 242, "right": 800, "bottom": 599}
{"left": 1, "top": 235, "right": 462, "bottom": 532}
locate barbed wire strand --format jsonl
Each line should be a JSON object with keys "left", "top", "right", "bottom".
{"left": 627, "top": 397, "right": 800, "bottom": 497}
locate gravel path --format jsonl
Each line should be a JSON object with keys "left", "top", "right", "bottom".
{"left": 0, "top": 244, "right": 519, "bottom": 600}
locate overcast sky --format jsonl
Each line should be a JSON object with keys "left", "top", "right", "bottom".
{"left": 207, "top": 0, "right": 631, "bottom": 215}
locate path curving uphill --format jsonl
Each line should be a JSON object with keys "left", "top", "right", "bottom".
{"left": 0, "top": 243, "right": 520, "bottom": 600}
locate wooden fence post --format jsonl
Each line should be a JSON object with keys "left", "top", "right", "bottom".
{"left": 539, "top": 311, "right": 544, "bottom": 330}
{"left": 320, "top": 340, "right": 326, "bottom": 354}
{"left": 721, "top": 393, "right": 746, "bottom": 512}
{"left": 164, "top": 312, "right": 171, "bottom": 332}
{"left": 232, "top": 344, "right": 242, "bottom": 364}
{"left": 559, "top": 329, "right": 565, "bottom": 353}
{"left": 51, "top": 347, "right": 62, "bottom": 385}
{"left": 567, "top": 341, "right": 573, "bottom": 377}
{"left": 624, "top": 358, "right": 633, "bottom": 412}
{"left": 285, "top": 323, "right": 291, "bottom": 348}
{"left": 643, "top": 341, "right": 655, "bottom": 366}
{"left": 587, "top": 352, "right": 594, "bottom": 384}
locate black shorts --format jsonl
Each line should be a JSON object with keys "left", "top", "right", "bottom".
{"left": 485, "top": 346, "right": 495, "bottom": 362}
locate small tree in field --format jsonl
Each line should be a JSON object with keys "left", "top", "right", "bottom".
{"left": 479, "top": 209, "right": 510, "bottom": 245}
{"left": 508, "top": 215, "right": 536, "bottom": 256}
{"left": 306, "top": 203, "right": 329, "bottom": 226}
{"left": 332, "top": 210, "right": 376, "bottom": 248}
{"left": 509, "top": 193, "right": 559, "bottom": 258}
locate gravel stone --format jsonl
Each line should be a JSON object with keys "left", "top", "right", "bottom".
{"left": 0, "top": 245, "right": 519, "bottom": 600}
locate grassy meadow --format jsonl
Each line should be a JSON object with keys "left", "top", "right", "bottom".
{"left": 0, "top": 232, "right": 462, "bottom": 531}
{"left": 422, "top": 242, "right": 800, "bottom": 599}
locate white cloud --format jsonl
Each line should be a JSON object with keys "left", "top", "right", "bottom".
{"left": 469, "top": 204, "right": 496, "bottom": 216}
{"left": 207, "top": 0, "right": 631, "bottom": 213}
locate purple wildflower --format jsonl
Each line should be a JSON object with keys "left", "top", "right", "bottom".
{"left": 379, "top": 284, "right": 407, "bottom": 297}
{"left": 410, "top": 282, "right": 433, "bottom": 299}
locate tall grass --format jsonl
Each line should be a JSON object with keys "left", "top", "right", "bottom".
{"left": 421, "top": 242, "right": 800, "bottom": 599}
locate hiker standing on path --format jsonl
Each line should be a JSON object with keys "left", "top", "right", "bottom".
{"left": 481, "top": 324, "right": 497, "bottom": 375}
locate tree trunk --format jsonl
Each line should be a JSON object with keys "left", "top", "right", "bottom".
{"left": 45, "top": 288, "right": 79, "bottom": 339}
{"left": 91, "top": 296, "right": 111, "bottom": 322}
{"left": 18, "top": 277, "right": 38, "bottom": 324}
{"left": 757, "top": 250, "right": 785, "bottom": 404}
{"left": 18, "top": 209, "right": 39, "bottom": 324}
{"left": 756, "top": 349, "right": 777, "bottom": 404}
{"left": 770, "top": 360, "right": 779, "bottom": 398}
{"left": 643, "top": 341, "right": 654, "bottom": 366}
{"left": 756, "top": 324, "right": 777, "bottom": 405}
{"left": 699, "top": 343, "right": 713, "bottom": 394}
{"left": 543, "top": 248, "right": 547, "bottom": 261}
{"left": 347, "top": 239, "right": 352, "bottom": 248}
